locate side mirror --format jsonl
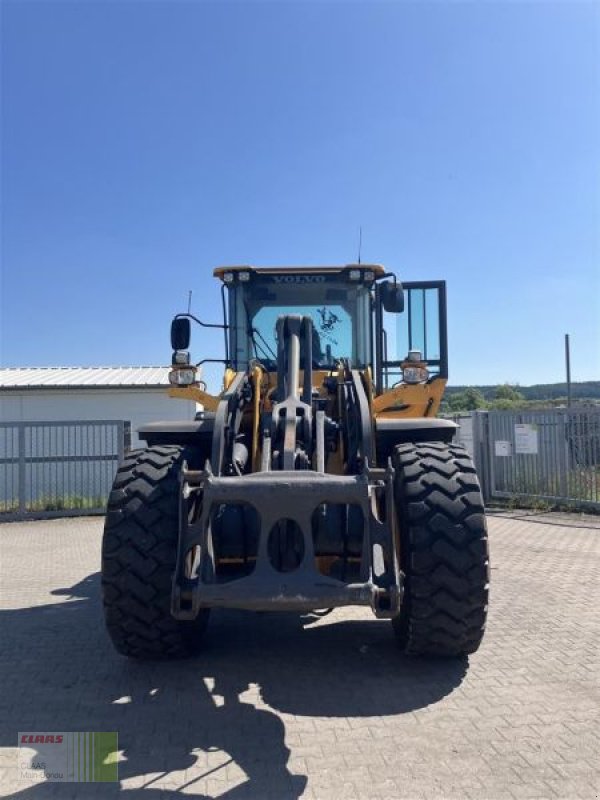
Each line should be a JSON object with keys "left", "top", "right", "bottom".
{"left": 171, "top": 317, "right": 191, "bottom": 350}
{"left": 380, "top": 281, "right": 404, "bottom": 313}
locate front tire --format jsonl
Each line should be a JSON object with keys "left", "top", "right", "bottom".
{"left": 392, "top": 442, "right": 489, "bottom": 657}
{"left": 102, "top": 445, "right": 210, "bottom": 659}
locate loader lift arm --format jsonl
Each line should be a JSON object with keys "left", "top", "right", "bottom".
{"left": 171, "top": 311, "right": 402, "bottom": 620}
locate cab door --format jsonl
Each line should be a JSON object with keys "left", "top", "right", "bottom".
{"left": 376, "top": 280, "right": 448, "bottom": 393}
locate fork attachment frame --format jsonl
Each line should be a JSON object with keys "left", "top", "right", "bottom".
{"left": 172, "top": 463, "right": 403, "bottom": 619}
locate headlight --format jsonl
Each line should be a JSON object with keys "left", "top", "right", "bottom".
{"left": 173, "top": 350, "right": 190, "bottom": 365}
{"left": 169, "top": 367, "right": 197, "bottom": 386}
{"left": 403, "top": 366, "right": 429, "bottom": 384}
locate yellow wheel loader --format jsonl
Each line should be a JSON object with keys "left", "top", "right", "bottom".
{"left": 102, "top": 265, "right": 489, "bottom": 659}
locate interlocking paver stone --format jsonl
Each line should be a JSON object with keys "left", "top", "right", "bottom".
{"left": 0, "top": 511, "right": 599, "bottom": 799}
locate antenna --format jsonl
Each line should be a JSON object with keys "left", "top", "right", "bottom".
{"left": 357, "top": 226, "right": 362, "bottom": 265}
{"left": 187, "top": 290, "right": 192, "bottom": 314}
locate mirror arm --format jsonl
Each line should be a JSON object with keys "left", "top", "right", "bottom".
{"left": 174, "top": 312, "right": 228, "bottom": 331}
{"left": 195, "top": 357, "right": 229, "bottom": 367}
{"left": 174, "top": 287, "right": 230, "bottom": 367}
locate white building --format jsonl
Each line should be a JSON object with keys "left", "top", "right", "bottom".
{"left": 0, "top": 366, "right": 198, "bottom": 446}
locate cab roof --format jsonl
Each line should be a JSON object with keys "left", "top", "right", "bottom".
{"left": 213, "top": 264, "right": 387, "bottom": 281}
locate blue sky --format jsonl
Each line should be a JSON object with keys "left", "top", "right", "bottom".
{"left": 1, "top": 0, "right": 599, "bottom": 390}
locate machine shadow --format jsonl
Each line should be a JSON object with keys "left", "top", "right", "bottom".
{"left": 0, "top": 572, "right": 467, "bottom": 798}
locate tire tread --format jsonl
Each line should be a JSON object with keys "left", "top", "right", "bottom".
{"left": 102, "top": 445, "right": 209, "bottom": 659}
{"left": 393, "top": 441, "right": 489, "bottom": 656}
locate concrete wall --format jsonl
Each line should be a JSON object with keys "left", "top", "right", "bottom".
{"left": 0, "top": 388, "right": 198, "bottom": 447}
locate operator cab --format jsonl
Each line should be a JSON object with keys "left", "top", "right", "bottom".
{"left": 170, "top": 264, "right": 448, "bottom": 396}
{"left": 217, "top": 265, "right": 381, "bottom": 372}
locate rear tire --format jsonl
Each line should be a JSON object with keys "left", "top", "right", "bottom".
{"left": 392, "top": 442, "right": 489, "bottom": 657}
{"left": 102, "top": 445, "right": 210, "bottom": 659}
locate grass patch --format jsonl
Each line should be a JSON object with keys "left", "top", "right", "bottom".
{"left": 0, "top": 495, "right": 107, "bottom": 514}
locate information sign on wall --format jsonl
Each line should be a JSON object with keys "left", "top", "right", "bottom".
{"left": 494, "top": 440, "right": 512, "bottom": 457}
{"left": 514, "top": 423, "right": 538, "bottom": 454}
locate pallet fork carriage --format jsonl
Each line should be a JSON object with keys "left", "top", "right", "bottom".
{"left": 174, "top": 465, "right": 402, "bottom": 619}
{"left": 102, "top": 265, "right": 489, "bottom": 659}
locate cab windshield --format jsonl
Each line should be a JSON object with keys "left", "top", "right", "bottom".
{"left": 229, "top": 276, "right": 372, "bottom": 371}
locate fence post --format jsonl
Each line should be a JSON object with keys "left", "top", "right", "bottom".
{"left": 17, "top": 423, "right": 26, "bottom": 516}
{"left": 474, "top": 411, "right": 491, "bottom": 504}
{"left": 558, "top": 411, "right": 568, "bottom": 500}
{"left": 124, "top": 421, "right": 131, "bottom": 453}
{"left": 117, "top": 421, "right": 131, "bottom": 465}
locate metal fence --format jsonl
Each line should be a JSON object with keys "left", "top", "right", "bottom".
{"left": 452, "top": 408, "right": 600, "bottom": 510}
{"left": 2, "top": 413, "right": 598, "bottom": 518}
{"left": 0, "top": 420, "right": 131, "bottom": 520}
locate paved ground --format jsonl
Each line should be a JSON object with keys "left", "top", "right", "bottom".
{"left": 0, "top": 511, "right": 598, "bottom": 800}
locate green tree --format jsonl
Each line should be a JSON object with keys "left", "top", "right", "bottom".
{"left": 489, "top": 383, "right": 525, "bottom": 409}
{"left": 494, "top": 384, "right": 524, "bottom": 402}
{"left": 490, "top": 398, "right": 520, "bottom": 410}
{"left": 447, "top": 388, "right": 487, "bottom": 412}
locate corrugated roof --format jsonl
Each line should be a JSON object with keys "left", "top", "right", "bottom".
{"left": 0, "top": 366, "right": 171, "bottom": 388}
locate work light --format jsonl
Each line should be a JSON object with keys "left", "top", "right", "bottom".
{"left": 403, "top": 366, "right": 429, "bottom": 384}
{"left": 169, "top": 367, "right": 197, "bottom": 386}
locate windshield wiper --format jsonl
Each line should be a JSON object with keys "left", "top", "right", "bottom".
{"left": 243, "top": 300, "right": 277, "bottom": 362}
{"left": 253, "top": 327, "right": 277, "bottom": 361}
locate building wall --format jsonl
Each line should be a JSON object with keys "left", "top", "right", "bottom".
{"left": 0, "top": 388, "right": 198, "bottom": 446}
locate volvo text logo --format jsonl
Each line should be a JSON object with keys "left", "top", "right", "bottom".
{"left": 272, "top": 275, "right": 326, "bottom": 284}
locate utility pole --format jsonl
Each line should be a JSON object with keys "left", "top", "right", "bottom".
{"left": 564, "top": 333, "right": 572, "bottom": 408}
